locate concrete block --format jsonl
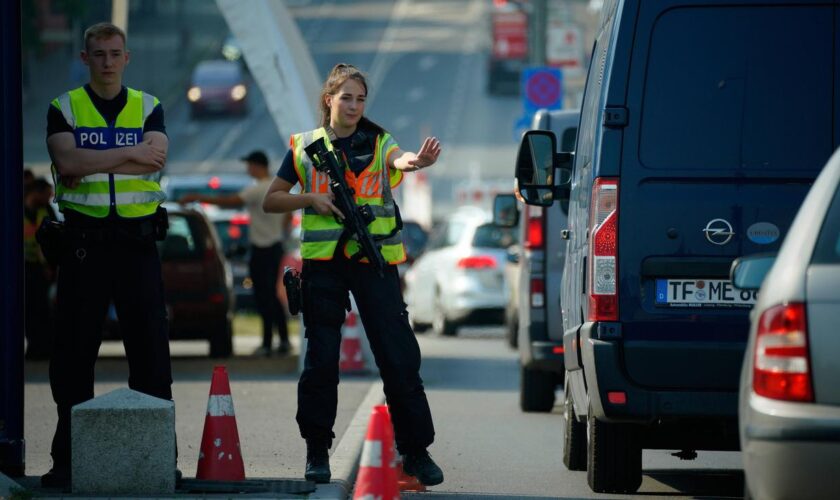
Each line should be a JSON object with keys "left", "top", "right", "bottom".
{"left": 71, "top": 388, "right": 175, "bottom": 495}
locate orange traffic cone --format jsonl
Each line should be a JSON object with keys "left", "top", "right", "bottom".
{"left": 340, "top": 310, "right": 365, "bottom": 373}
{"left": 353, "top": 405, "right": 398, "bottom": 500}
{"left": 196, "top": 366, "right": 245, "bottom": 480}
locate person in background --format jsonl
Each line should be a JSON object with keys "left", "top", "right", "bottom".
{"left": 262, "top": 63, "right": 444, "bottom": 487}
{"left": 179, "top": 151, "right": 292, "bottom": 356}
{"left": 23, "top": 178, "right": 55, "bottom": 360}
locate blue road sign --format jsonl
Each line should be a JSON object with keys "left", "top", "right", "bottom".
{"left": 515, "top": 67, "right": 564, "bottom": 137}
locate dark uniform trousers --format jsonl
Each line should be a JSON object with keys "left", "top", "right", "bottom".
{"left": 297, "top": 253, "right": 435, "bottom": 454}
{"left": 49, "top": 218, "right": 173, "bottom": 467}
{"left": 249, "top": 242, "right": 289, "bottom": 349}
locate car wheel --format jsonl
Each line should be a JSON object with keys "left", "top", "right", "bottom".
{"left": 209, "top": 319, "right": 233, "bottom": 358}
{"left": 432, "top": 294, "right": 458, "bottom": 337}
{"left": 562, "top": 375, "right": 587, "bottom": 470}
{"left": 410, "top": 314, "right": 431, "bottom": 334}
{"left": 519, "top": 365, "right": 555, "bottom": 412}
{"left": 505, "top": 311, "right": 518, "bottom": 349}
{"left": 586, "top": 404, "right": 642, "bottom": 493}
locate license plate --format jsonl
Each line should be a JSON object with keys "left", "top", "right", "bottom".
{"left": 655, "top": 279, "right": 757, "bottom": 307}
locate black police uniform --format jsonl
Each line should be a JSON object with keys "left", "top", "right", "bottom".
{"left": 45, "top": 85, "right": 173, "bottom": 471}
{"left": 277, "top": 127, "right": 435, "bottom": 454}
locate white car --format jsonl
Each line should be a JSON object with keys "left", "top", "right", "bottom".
{"left": 732, "top": 146, "right": 840, "bottom": 500}
{"left": 405, "top": 207, "right": 517, "bottom": 336}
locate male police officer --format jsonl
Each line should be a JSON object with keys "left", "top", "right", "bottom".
{"left": 41, "top": 22, "right": 173, "bottom": 488}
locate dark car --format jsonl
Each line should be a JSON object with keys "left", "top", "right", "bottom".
{"left": 494, "top": 108, "right": 579, "bottom": 413}
{"left": 162, "top": 174, "right": 255, "bottom": 310}
{"left": 187, "top": 59, "right": 248, "bottom": 118}
{"left": 515, "top": 0, "right": 838, "bottom": 494}
{"left": 105, "top": 203, "right": 234, "bottom": 357}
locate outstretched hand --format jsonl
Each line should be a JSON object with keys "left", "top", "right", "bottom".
{"left": 406, "top": 137, "right": 441, "bottom": 170}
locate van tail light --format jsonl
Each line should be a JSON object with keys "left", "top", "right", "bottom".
{"left": 523, "top": 204, "right": 545, "bottom": 250}
{"left": 588, "top": 178, "right": 619, "bottom": 322}
{"left": 530, "top": 278, "right": 545, "bottom": 308}
{"left": 231, "top": 214, "right": 250, "bottom": 225}
{"left": 753, "top": 303, "right": 814, "bottom": 402}
{"left": 457, "top": 255, "right": 497, "bottom": 269}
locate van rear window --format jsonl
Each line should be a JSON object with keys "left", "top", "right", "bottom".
{"left": 639, "top": 6, "right": 833, "bottom": 172}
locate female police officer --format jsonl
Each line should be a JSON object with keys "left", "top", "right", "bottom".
{"left": 262, "top": 63, "right": 443, "bottom": 486}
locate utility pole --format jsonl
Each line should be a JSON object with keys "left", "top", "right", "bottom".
{"left": 0, "top": 0, "right": 25, "bottom": 477}
{"left": 530, "top": 0, "right": 547, "bottom": 66}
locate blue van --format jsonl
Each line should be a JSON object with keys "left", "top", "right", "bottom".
{"left": 514, "top": 0, "right": 840, "bottom": 493}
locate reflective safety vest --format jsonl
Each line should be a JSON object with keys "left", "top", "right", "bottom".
{"left": 51, "top": 87, "right": 166, "bottom": 218}
{"left": 23, "top": 207, "right": 49, "bottom": 264}
{"left": 291, "top": 127, "right": 406, "bottom": 264}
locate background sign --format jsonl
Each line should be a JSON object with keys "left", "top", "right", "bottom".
{"left": 522, "top": 67, "right": 563, "bottom": 115}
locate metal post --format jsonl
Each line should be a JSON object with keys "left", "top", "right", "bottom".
{"left": 530, "top": 0, "right": 547, "bottom": 66}
{"left": 0, "top": 0, "right": 26, "bottom": 477}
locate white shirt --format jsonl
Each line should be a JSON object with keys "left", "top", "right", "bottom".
{"left": 239, "top": 178, "right": 284, "bottom": 247}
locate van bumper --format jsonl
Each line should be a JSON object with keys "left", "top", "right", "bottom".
{"left": 521, "top": 320, "right": 565, "bottom": 373}
{"left": 581, "top": 321, "right": 738, "bottom": 423}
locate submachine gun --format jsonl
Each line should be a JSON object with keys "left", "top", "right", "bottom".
{"left": 303, "top": 137, "right": 389, "bottom": 277}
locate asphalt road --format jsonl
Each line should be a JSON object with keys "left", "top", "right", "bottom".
{"left": 409, "top": 328, "right": 745, "bottom": 499}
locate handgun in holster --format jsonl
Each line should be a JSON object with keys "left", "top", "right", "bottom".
{"left": 35, "top": 217, "right": 66, "bottom": 267}
{"left": 283, "top": 266, "right": 302, "bottom": 316}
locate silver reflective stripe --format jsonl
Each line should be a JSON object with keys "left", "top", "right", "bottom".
{"left": 59, "top": 193, "right": 111, "bottom": 205}
{"left": 302, "top": 228, "right": 344, "bottom": 243}
{"left": 370, "top": 204, "right": 394, "bottom": 218}
{"left": 113, "top": 172, "right": 162, "bottom": 183}
{"left": 82, "top": 173, "right": 111, "bottom": 183}
{"left": 303, "top": 207, "right": 320, "bottom": 216}
{"left": 114, "top": 191, "right": 166, "bottom": 205}
{"left": 359, "top": 439, "right": 382, "bottom": 468}
{"left": 379, "top": 233, "right": 403, "bottom": 246}
{"left": 142, "top": 92, "right": 156, "bottom": 121}
{"left": 206, "top": 395, "right": 235, "bottom": 417}
{"left": 57, "top": 93, "right": 75, "bottom": 128}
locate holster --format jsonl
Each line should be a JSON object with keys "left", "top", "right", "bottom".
{"left": 35, "top": 217, "right": 66, "bottom": 267}
{"left": 283, "top": 266, "right": 302, "bottom": 316}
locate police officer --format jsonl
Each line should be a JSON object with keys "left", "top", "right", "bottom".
{"left": 41, "top": 22, "right": 172, "bottom": 488}
{"left": 23, "top": 178, "right": 56, "bottom": 360}
{"left": 263, "top": 63, "right": 443, "bottom": 486}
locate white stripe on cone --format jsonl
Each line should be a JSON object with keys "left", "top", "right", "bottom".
{"left": 207, "top": 395, "right": 235, "bottom": 416}
{"left": 360, "top": 439, "right": 382, "bottom": 468}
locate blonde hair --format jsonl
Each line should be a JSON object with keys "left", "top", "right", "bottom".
{"left": 83, "top": 22, "right": 127, "bottom": 52}
{"left": 319, "top": 63, "right": 384, "bottom": 134}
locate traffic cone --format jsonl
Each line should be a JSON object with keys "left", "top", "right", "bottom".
{"left": 340, "top": 310, "right": 366, "bottom": 373}
{"left": 353, "top": 405, "right": 398, "bottom": 500}
{"left": 196, "top": 366, "right": 245, "bottom": 480}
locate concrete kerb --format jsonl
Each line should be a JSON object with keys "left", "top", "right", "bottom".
{"left": 308, "top": 381, "right": 384, "bottom": 500}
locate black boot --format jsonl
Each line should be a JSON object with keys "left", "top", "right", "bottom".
{"left": 403, "top": 449, "right": 444, "bottom": 486}
{"left": 304, "top": 441, "right": 331, "bottom": 483}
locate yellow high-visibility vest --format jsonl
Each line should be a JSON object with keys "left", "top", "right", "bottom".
{"left": 51, "top": 86, "right": 165, "bottom": 218}
{"left": 290, "top": 127, "right": 406, "bottom": 264}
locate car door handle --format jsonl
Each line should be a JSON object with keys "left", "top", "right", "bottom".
{"left": 561, "top": 229, "right": 570, "bottom": 240}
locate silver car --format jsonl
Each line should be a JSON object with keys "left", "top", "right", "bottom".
{"left": 732, "top": 147, "right": 840, "bottom": 500}
{"left": 405, "top": 207, "right": 516, "bottom": 337}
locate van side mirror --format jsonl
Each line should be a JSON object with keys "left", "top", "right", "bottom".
{"left": 730, "top": 254, "right": 776, "bottom": 291}
{"left": 492, "top": 193, "right": 519, "bottom": 228}
{"left": 515, "top": 130, "right": 573, "bottom": 207}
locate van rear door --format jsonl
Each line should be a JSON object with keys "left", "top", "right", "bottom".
{"left": 617, "top": 1, "right": 838, "bottom": 390}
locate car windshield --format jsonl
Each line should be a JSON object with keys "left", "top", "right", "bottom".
{"left": 194, "top": 63, "right": 240, "bottom": 85}
{"left": 812, "top": 181, "right": 840, "bottom": 264}
{"left": 472, "top": 223, "right": 516, "bottom": 249}
{"left": 213, "top": 219, "right": 250, "bottom": 256}
{"left": 402, "top": 222, "right": 428, "bottom": 258}
{"left": 158, "top": 214, "right": 201, "bottom": 259}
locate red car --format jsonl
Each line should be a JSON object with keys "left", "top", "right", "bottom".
{"left": 187, "top": 59, "right": 248, "bottom": 118}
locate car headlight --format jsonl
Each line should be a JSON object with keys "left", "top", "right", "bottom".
{"left": 230, "top": 84, "right": 247, "bottom": 101}
{"left": 187, "top": 87, "right": 201, "bottom": 102}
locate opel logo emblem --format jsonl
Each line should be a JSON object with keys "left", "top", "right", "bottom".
{"left": 703, "top": 218, "right": 734, "bottom": 245}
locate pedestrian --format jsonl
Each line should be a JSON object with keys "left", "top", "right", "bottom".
{"left": 262, "top": 63, "right": 444, "bottom": 486}
{"left": 178, "top": 151, "right": 292, "bottom": 356}
{"left": 41, "top": 22, "right": 174, "bottom": 488}
{"left": 23, "top": 178, "right": 56, "bottom": 360}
